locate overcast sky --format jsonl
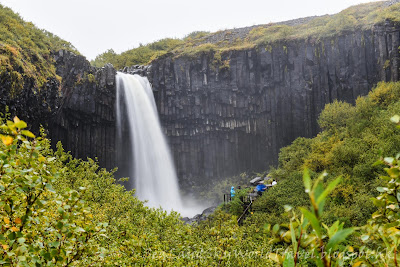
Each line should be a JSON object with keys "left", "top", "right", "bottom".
{"left": 0, "top": 0, "right": 381, "bottom": 60}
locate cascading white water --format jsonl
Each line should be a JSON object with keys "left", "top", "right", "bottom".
{"left": 116, "top": 72, "right": 183, "bottom": 212}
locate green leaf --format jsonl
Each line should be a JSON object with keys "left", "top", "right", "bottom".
{"left": 303, "top": 168, "right": 311, "bottom": 193}
{"left": 272, "top": 224, "right": 280, "bottom": 234}
{"left": 301, "top": 216, "right": 309, "bottom": 229}
{"left": 326, "top": 228, "right": 354, "bottom": 251}
{"left": 290, "top": 221, "right": 298, "bottom": 255}
{"left": 315, "top": 182, "right": 325, "bottom": 216}
{"left": 50, "top": 241, "right": 60, "bottom": 248}
{"left": 283, "top": 253, "right": 295, "bottom": 267}
{"left": 14, "top": 120, "right": 27, "bottom": 129}
{"left": 387, "top": 195, "right": 397, "bottom": 203}
{"left": 300, "top": 208, "right": 322, "bottom": 238}
{"left": 312, "top": 172, "right": 327, "bottom": 195}
{"left": 387, "top": 168, "right": 400, "bottom": 178}
{"left": 326, "top": 221, "right": 340, "bottom": 238}
{"left": 372, "top": 198, "right": 386, "bottom": 208}
{"left": 50, "top": 249, "right": 58, "bottom": 257}
{"left": 314, "top": 252, "right": 325, "bottom": 267}
{"left": 316, "top": 177, "right": 341, "bottom": 205}
{"left": 8, "top": 232, "right": 16, "bottom": 240}
{"left": 21, "top": 130, "right": 35, "bottom": 138}
{"left": 376, "top": 187, "right": 386, "bottom": 193}
{"left": 43, "top": 252, "right": 52, "bottom": 261}
{"left": 314, "top": 180, "right": 324, "bottom": 201}
{"left": 373, "top": 160, "right": 385, "bottom": 166}
{"left": 264, "top": 223, "right": 271, "bottom": 231}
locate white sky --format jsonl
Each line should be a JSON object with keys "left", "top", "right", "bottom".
{"left": 0, "top": 0, "right": 381, "bottom": 60}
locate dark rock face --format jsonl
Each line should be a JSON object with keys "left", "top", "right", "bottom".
{"left": 149, "top": 22, "right": 400, "bottom": 187}
{"left": 0, "top": 73, "right": 61, "bottom": 132}
{"left": 49, "top": 50, "right": 117, "bottom": 169}
{"left": 3, "top": 23, "right": 399, "bottom": 190}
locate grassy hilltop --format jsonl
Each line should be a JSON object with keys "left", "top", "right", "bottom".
{"left": 91, "top": 1, "right": 400, "bottom": 69}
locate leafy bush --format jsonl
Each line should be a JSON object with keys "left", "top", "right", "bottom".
{"left": 249, "top": 172, "right": 309, "bottom": 226}
{"left": 251, "top": 82, "right": 400, "bottom": 228}
{"left": 318, "top": 101, "right": 356, "bottom": 132}
{"left": 265, "top": 127, "right": 400, "bottom": 266}
{"left": 0, "top": 117, "right": 106, "bottom": 265}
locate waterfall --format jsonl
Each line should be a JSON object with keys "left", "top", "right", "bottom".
{"left": 116, "top": 72, "right": 183, "bottom": 213}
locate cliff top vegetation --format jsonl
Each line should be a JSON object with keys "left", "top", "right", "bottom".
{"left": 0, "top": 4, "right": 79, "bottom": 95}
{"left": 91, "top": 0, "right": 400, "bottom": 69}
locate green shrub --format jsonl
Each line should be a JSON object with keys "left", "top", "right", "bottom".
{"left": 254, "top": 82, "right": 400, "bottom": 229}
{"left": 318, "top": 100, "right": 356, "bottom": 132}
{"left": 0, "top": 117, "right": 106, "bottom": 265}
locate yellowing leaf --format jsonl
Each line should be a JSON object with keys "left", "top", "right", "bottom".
{"left": 1, "top": 135, "right": 13, "bottom": 146}
{"left": 11, "top": 226, "right": 19, "bottom": 232}
{"left": 388, "top": 227, "right": 400, "bottom": 234}
{"left": 21, "top": 130, "right": 35, "bottom": 138}
{"left": 269, "top": 253, "right": 283, "bottom": 263}
{"left": 353, "top": 261, "right": 363, "bottom": 267}
{"left": 3, "top": 217, "right": 10, "bottom": 224}
{"left": 2, "top": 244, "right": 9, "bottom": 250}
{"left": 13, "top": 117, "right": 27, "bottom": 129}
{"left": 15, "top": 218, "right": 21, "bottom": 224}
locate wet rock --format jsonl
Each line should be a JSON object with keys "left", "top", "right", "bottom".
{"left": 181, "top": 206, "right": 217, "bottom": 225}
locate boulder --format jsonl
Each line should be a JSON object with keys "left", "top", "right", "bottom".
{"left": 250, "top": 177, "right": 262, "bottom": 185}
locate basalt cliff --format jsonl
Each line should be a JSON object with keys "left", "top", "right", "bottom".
{"left": 148, "top": 22, "right": 400, "bottom": 186}
{"left": 2, "top": 13, "right": 400, "bottom": 188}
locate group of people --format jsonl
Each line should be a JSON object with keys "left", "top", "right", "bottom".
{"left": 230, "top": 179, "right": 277, "bottom": 199}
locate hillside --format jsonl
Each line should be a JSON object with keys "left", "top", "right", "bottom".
{"left": 248, "top": 82, "right": 400, "bottom": 227}
{"left": 91, "top": 0, "right": 400, "bottom": 69}
{"left": 0, "top": 4, "right": 78, "bottom": 95}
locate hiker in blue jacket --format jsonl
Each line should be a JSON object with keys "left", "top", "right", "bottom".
{"left": 230, "top": 186, "right": 235, "bottom": 199}
{"left": 256, "top": 182, "right": 267, "bottom": 196}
